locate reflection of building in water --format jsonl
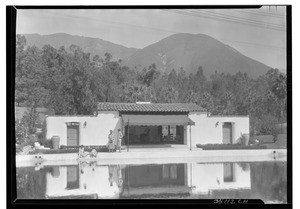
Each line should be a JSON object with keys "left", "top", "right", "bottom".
{"left": 44, "top": 162, "right": 251, "bottom": 199}
{"left": 121, "top": 164, "right": 191, "bottom": 198}
{"left": 45, "top": 163, "right": 123, "bottom": 199}
{"left": 188, "top": 163, "right": 251, "bottom": 197}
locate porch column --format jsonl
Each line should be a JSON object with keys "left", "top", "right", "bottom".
{"left": 189, "top": 125, "right": 192, "bottom": 151}
{"left": 127, "top": 119, "right": 129, "bottom": 152}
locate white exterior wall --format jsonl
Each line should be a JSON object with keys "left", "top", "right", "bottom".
{"left": 46, "top": 111, "right": 121, "bottom": 146}
{"left": 46, "top": 111, "right": 248, "bottom": 147}
{"left": 187, "top": 113, "right": 249, "bottom": 147}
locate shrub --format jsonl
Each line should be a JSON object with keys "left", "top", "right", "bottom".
{"left": 39, "top": 138, "right": 52, "bottom": 148}
{"left": 16, "top": 133, "right": 39, "bottom": 154}
{"left": 21, "top": 108, "right": 39, "bottom": 135}
{"left": 15, "top": 108, "right": 40, "bottom": 153}
{"left": 29, "top": 149, "right": 77, "bottom": 155}
{"left": 16, "top": 144, "right": 23, "bottom": 154}
{"left": 249, "top": 137, "right": 262, "bottom": 145}
{"left": 29, "top": 145, "right": 110, "bottom": 155}
{"left": 15, "top": 120, "right": 29, "bottom": 145}
{"left": 251, "top": 115, "right": 280, "bottom": 141}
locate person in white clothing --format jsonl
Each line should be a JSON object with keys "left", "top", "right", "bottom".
{"left": 117, "top": 129, "right": 123, "bottom": 152}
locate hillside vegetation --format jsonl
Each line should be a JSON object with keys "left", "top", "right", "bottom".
{"left": 15, "top": 35, "right": 287, "bottom": 144}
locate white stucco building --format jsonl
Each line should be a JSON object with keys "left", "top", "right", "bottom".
{"left": 46, "top": 102, "right": 249, "bottom": 148}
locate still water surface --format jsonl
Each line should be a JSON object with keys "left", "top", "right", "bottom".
{"left": 16, "top": 161, "right": 287, "bottom": 203}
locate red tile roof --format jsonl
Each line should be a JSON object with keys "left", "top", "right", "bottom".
{"left": 97, "top": 103, "right": 206, "bottom": 113}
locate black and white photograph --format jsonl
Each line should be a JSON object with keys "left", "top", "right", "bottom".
{"left": 7, "top": 4, "right": 291, "bottom": 208}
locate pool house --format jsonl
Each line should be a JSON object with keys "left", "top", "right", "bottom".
{"left": 46, "top": 102, "right": 249, "bottom": 149}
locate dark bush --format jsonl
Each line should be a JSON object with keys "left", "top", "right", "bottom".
{"left": 29, "top": 149, "right": 78, "bottom": 155}
{"left": 251, "top": 115, "right": 280, "bottom": 140}
{"left": 29, "top": 145, "right": 110, "bottom": 155}
{"left": 16, "top": 144, "right": 24, "bottom": 154}
{"left": 39, "top": 138, "right": 52, "bottom": 148}
{"left": 196, "top": 143, "right": 267, "bottom": 150}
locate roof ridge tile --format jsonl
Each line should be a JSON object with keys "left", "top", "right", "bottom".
{"left": 97, "top": 102, "right": 206, "bottom": 113}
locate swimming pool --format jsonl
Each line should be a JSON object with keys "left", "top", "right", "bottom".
{"left": 16, "top": 160, "right": 287, "bottom": 203}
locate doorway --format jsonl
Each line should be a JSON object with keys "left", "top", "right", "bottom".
{"left": 222, "top": 122, "right": 232, "bottom": 144}
{"left": 66, "top": 166, "right": 79, "bottom": 190}
{"left": 67, "top": 123, "right": 79, "bottom": 146}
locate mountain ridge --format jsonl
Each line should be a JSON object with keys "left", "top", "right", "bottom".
{"left": 21, "top": 33, "right": 272, "bottom": 78}
{"left": 22, "top": 33, "right": 138, "bottom": 62}
{"left": 123, "top": 33, "right": 271, "bottom": 78}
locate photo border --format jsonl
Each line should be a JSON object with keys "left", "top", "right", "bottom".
{"left": 6, "top": 5, "right": 292, "bottom": 209}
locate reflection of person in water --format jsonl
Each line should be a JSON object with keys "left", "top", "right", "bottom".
{"left": 108, "top": 165, "right": 124, "bottom": 189}
{"left": 79, "top": 161, "right": 87, "bottom": 173}
{"left": 108, "top": 165, "right": 114, "bottom": 186}
{"left": 117, "top": 165, "right": 123, "bottom": 189}
{"left": 78, "top": 163, "right": 87, "bottom": 190}
{"left": 89, "top": 161, "right": 97, "bottom": 171}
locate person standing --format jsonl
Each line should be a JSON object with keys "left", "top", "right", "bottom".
{"left": 108, "top": 130, "right": 115, "bottom": 152}
{"left": 117, "top": 129, "right": 123, "bottom": 152}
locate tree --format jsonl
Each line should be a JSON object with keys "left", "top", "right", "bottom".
{"left": 15, "top": 120, "right": 29, "bottom": 145}
{"left": 251, "top": 114, "right": 280, "bottom": 139}
{"left": 188, "top": 66, "right": 207, "bottom": 92}
{"left": 16, "top": 34, "right": 26, "bottom": 53}
{"left": 15, "top": 44, "right": 49, "bottom": 108}
{"left": 90, "top": 53, "right": 130, "bottom": 103}
{"left": 167, "top": 69, "right": 178, "bottom": 87}
{"left": 15, "top": 109, "right": 39, "bottom": 145}
{"left": 160, "top": 87, "right": 179, "bottom": 103}
{"left": 120, "top": 82, "right": 156, "bottom": 103}
{"left": 139, "top": 64, "right": 160, "bottom": 87}
{"left": 54, "top": 45, "right": 97, "bottom": 114}
{"left": 177, "top": 68, "right": 189, "bottom": 102}
{"left": 197, "top": 92, "right": 215, "bottom": 113}
{"left": 231, "top": 72, "right": 253, "bottom": 115}
{"left": 184, "top": 90, "right": 198, "bottom": 104}
{"left": 269, "top": 70, "right": 287, "bottom": 124}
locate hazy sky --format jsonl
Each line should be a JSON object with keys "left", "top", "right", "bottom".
{"left": 16, "top": 6, "right": 286, "bottom": 69}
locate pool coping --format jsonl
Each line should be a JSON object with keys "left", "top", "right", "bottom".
{"left": 16, "top": 149, "right": 287, "bottom": 167}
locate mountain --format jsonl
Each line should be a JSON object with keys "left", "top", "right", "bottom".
{"left": 22, "top": 33, "right": 272, "bottom": 78}
{"left": 124, "top": 33, "right": 271, "bottom": 78}
{"left": 22, "top": 33, "right": 138, "bottom": 62}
